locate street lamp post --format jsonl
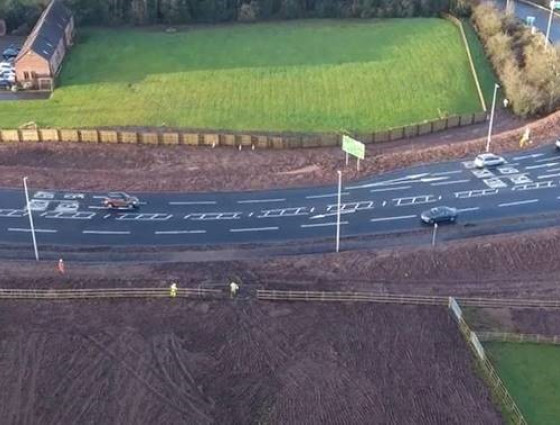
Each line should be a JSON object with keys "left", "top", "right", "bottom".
{"left": 546, "top": 1, "right": 555, "bottom": 48}
{"left": 431, "top": 222, "right": 438, "bottom": 247}
{"left": 23, "top": 176, "right": 39, "bottom": 261}
{"left": 336, "top": 170, "right": 342, "bottom": 253}
{"left": 486, "top": 83, "right": 500, "bottom": 153}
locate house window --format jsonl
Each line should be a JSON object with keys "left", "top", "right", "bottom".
{"left": 31, "top": 72, "right": 37, "bottom": 79}
{"left": 24, "top": 72, "right": 30, "bottom": 80}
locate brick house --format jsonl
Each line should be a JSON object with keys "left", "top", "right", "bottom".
{"left": 14, "top": 0, "right": 74, "bottom": 90}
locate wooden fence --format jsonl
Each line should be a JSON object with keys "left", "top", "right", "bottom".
{"left": 0, "top": 111, "right": 487, "bottom": 149}
{"left": 0, "top": 287, "right": 225, "bottom": 300}
{"left": 478, "top": 331, "right": 560, "bottom": 345}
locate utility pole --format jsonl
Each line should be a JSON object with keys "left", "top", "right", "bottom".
{"left": 546, "top": 1, "right": 555, "bottom": 48}
{"left": 431, "top": 222, "right": 438, "bottom": 247}
{"left": 23, "top": 176, "right": 39, "bottom": 261}
{"left": 486, "top": 83, "right": 500, "bottom": 153}
{"left": 336, "top": 170, "right": 342, "bottom": 253}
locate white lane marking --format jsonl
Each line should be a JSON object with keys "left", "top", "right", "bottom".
{"left": 82, "top": 230, "right": 131, "bottom": 235}
{"left": 513, "top": 153, "right": 544, "bottom": 160}
{"left": 116, "top": 213, "right": 172, "bottom": 221}
{"left": 482, "top": 178, "right": 508, "bottom": 189}
{"left": 258, "top": 207, "right": 310, "bottom": 218}
{"left": 0, "top": 209, "right": 27, "bottom": 217}
{"left": 301, "top": 221, "right": 349, "bottom": 228}
{"left": 432, "top": 170, "right": 463, "bottom": 176}
{"left": 186, "top": 212, "right": 242, "bottom": 220}
{"left": 310, "top": 210, "right": 357, "bottom": 220}
{"left": 455, "top": 207, "right": 480, "bottom": 213}
{"left": 103, "top": 214, "right": 111, "bottom": 219}
{"left": 229, "top": 227, "right": 279, "bottom": 233}
{"left": 169, "top": 201, "right": 217, "bottom": 206}
{"left": 536, "top": 156, "right": 560, "bottom": 162}
{"left": 393, "top": 195, "right": 437, "bottom": 206}
{"left": 92, "top": 195, "right": 106, "bottom": 199}
{"left": 237, "top": 198, "right": 286, "bottom": 204}
{"left": 88, "top": 206, "right": 107, "bottom": 210}
{"left": 369, "top": 186, "right": 411, "bottom": 193}
{"left": 370, "top": 215, "right": 417, "bottom": 222}
{"left": 430, "top": 179, "right": 471, "bottom": 186}
{"left": 382, "top": 201, "right": 387, "bottom": 206}
{"left": 538, "top": 173, "right": 560, "bottom": 179}
{"left": 512, "top": 181, "right": 555, "bottom": 190}
{"left": 326, "top": 201, "right": 374, "bottom": 212}
{"left": 33, "top": 191, "right": 55, "bottom": 199}
{"left": 41, "top": 211, "right": 96, "bottom": 220}
{"left": 498, "top": 199, "right": 539, "bottom": 208}
{"left": 306, "top": 192, "right": 349, "bottom": 199}
{"left": 455, "top": 189, "right": 499, "bottom": 198}
{"left": 155, "top": 230, "right": 206, "bottom": 235}
{"left": 525, "top": 162, "right": 559, "bottom": 170}
{"left": 28, "top": 200, "right": 50, "bottom": 211}
{"left": 8, "top": 227, "right": 57, "bottom": 233}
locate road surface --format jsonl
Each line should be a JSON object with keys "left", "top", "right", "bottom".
{"left": 496, "top": 0, "right": 560, "bottom": 42}
{"left": 2, "top": 146, "right": 560, "bottom": 248}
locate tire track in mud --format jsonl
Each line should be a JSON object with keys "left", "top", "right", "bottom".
{"left": 84, "top": 334, "right": 214, "bottom": 424}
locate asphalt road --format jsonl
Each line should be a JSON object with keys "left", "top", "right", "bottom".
{"left": 2, "top": 146, "right": 560, "bottom": 248}
{"left": 495, "top": 0, "right": 560, "bottom": 42}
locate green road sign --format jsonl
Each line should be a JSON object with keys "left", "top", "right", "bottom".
{"left": 550, "top": 0, "right": 560, "bottom": 9}
{"left": 526, "top": 16, "right": 536, "bottom": 26}
{"left": 342, "top": 135, "right": 365, "bottom": 160}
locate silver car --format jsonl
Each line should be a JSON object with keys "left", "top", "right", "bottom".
{"left": 474, "top": 153, "right": 506, "bottom": 168}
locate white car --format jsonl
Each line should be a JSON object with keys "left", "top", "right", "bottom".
{"left": 474, "top": 153, "right": 506, "bottom": 168}
{"left": 0, "top": 62, "right": 13, "bottom": 70}
{"left": 555, "top": 139, "right": 560, "bottom": 150}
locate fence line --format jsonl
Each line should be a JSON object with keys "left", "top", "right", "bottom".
{"left": 450, "top": 298, "right": 528, "bottom": 425}
{"left": 0, "top": 111, "right": 487, "bottom": 149}
{"left": 0, "top": 287, "right": 224, "bottom": 300}
{"left": 478, "top": 331, "right": 560, "bottom": 345}
{"left": 256, "top": 289, "right": 560, "bottom": 309}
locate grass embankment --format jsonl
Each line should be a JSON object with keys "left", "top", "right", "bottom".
{"left": 0, "top": 19, "right": 485, "bottom": 132}
{"left": 486, "top": 342, "right": 560, "bottom": 425}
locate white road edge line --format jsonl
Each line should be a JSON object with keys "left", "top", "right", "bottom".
{"left": 498, "top": 199, "right": 539, "bottom": 208}
{"left": 82, "top": 230, "right": 131, "bottom": 235}
{"left": 237, "top": 198, "right": 286, "bottom": 204}
{"left": 306, "top": 192, "right": 349, "bottom": 199}
{"left": 370, "top": 215, "right": 417, "bottom": 222}
{"left": 230, "top": 227, "right": 279, "bottom": 232}
{"left": 369, "top": 186, "right": 411, "bottom": 193}
{"left": 8, "top": 228, "right": 57, "bottom": 233}
{"left": 430, "top": 179, "right": 471, "bottom": 186}
{"left": 155, "top": 230, "right": 207, "bottom": 235}
{"left": 169, "top": 201, "right": 217, "bottom": 206}
{"left": 431, "top": 170, "right": 463, "bottom": 176}
{"left": 301, "top": 221, "right": 349, "bottom": 228}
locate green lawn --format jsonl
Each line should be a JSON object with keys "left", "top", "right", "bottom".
{"left": 1, "top": 19, "right": 485, "bottom": 132}
{"left": 486, "top": 342, "right": 560, "bottom": 425}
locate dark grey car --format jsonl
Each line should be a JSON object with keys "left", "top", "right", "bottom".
{"left": 420, "top": 206, "right": 458, "bottom": 224}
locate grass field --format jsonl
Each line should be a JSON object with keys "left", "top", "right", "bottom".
{"left": 486, "top": 342, "right": 560, "bottom": 425}
{"left": 0, "top": 19, "right": 490, "bottom": 132}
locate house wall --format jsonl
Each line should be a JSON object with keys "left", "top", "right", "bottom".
{"left": 50, "top": 37, "right": 66, "bottom": 75}
{"left": 15, "top": 52, "right": 51, "bottom": 88}
{"left": 64, "top": 16, "right": 74, "bottom": 46}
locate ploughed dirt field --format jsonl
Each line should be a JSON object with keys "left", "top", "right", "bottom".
{"left": 0, "top": 300, "right": 502, "bottom": 425}
{"left": 468, "top": 307, "right": 560, "bottom": 336}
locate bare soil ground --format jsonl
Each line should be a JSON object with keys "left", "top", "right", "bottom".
{"left": 0, "top": 300, "right": 502, "bottom": 425}
{"left": 467, "top": 308, "right": 560, "bottom": 336}
{"left": 0, "top": 109, "right": 538, "bottom": 193}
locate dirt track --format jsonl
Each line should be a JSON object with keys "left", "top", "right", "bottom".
{"left": 0, "top": 300, "right": 501, "bottom": 425}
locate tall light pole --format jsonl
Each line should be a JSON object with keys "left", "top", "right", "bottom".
{"left": 336, "top": 170, "right": 342, "bottom": 253}
{"left": 546, "top": 1, "right": 555, "bottom": 48}
{"left": 23, "top": 176, "right": 39, "bottom": 261}
{"left": 486, "top": 83, "right": 500, "bottom": 153}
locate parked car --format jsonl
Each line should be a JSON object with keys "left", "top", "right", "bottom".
{"left": 0, "top": 62, "right": 13, "bottom": 71}
{"left": 420, "top": 206, "right": 458, "bottom": 225}
{"left": 474, "top": 153, "right": 506, "bottom": 168}
{"left": 102, "top": 192, "right": 140, "bottom": 209}
{"left": 2, "top": 45, "right": 19, "bottom": 60}
{"left": 0, "top": 80, "right": 11, "bottom": 90}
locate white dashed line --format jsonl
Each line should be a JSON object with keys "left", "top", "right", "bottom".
{"left": 498, "top": 199, "right": 539, "bottom": 208}
{"left": 370, "top": 215, "right": 417, "bottom": 222}
{"left": 82, "top": 230, "right": 131, "bottom": 235}
{"left": 430, "top": 179, "right": 471, "bottom": 186}
{"left": 455, "top": 207, "right": 480, "bottom": 213}
{"left": 432, "top": 170, "right": 463, "bottom": 176}
{"left": 8, "top": 228, "right": 57, "bottom": 233}
{"left": 229, "top": 227, "right": 279, "bottom": 233}
{"left": 169, "top": 201, "right": 217, "bottom": 206}
{"left": 535, "top": 157, "right": 560, "bottom": 163}
{"left": 525, "top": 162, "right": 559, "bottom": 170}
{"left": 301, "top": 221, "right": 349, "bottom": 228}
{"left": 537, "top": 173, "right": 560, "bottom": 179}
{"left": 155, "top": 230, "right": 207, "bottom": 235}
{"left": 237, "top": 198, "right": 286, "bottom": 204}
{"left": 513, "top": 153, "right": 544, "bottom": 160}
{"left": 369, "top": 186, "right": 411, "bottom": 193}
{"left": 306, "top": 192, "right": 349, "bottom": 199}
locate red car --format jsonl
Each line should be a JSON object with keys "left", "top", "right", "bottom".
{"left": 102, "top": 192, "right": 140, "bottom": 209}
